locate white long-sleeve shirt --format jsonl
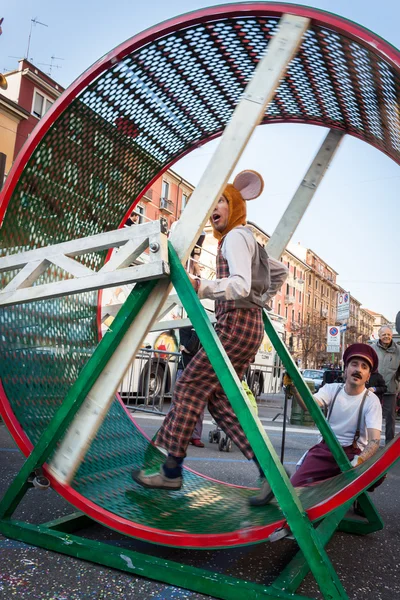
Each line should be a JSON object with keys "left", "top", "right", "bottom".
{"left": 198, "top": 227, "right": 288, "bottom": 305}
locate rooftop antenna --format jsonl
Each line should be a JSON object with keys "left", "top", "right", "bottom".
{"left": 26, "top": 17, "right": 48, "bottom": 61}
{"left": 38, "top": 56, "right": 63, "bottom": 77}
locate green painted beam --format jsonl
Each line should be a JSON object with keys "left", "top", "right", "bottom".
{"left": 0, "top": 519, "right": 315, "bottom": 600}
{"left": 168, "top": 243, "right": 348, "bottom": 600}
{"left": 44, "top": 512, "right": 93, "bottom": 533}
{"left": 263, "top": 312, "right": 350, "bottom": 471}
{"left": 272, "top": 503, "right": 350, "bottom": 594}
{"left": 0, "top": 279, "right": 159, "bottom": 519}
{"left": 338, "top": 493, "right": 383, "bottom": 535}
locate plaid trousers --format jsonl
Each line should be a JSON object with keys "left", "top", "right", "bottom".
{"left": 155, "top": 308, "right": 264, "bottom": 459}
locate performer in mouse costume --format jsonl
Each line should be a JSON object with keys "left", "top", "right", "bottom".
{"left": 132, "top": 170, "right": 288, "bottom": 499}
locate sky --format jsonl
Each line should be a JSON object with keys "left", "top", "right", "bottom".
{"left": 1, "top": 0, "right": 399, "bottom": 321}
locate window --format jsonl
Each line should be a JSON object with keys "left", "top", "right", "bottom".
{"left": 308, "top": 274, "right": 311, "bottom": 285}
{"left": 277, "top": 303, "right": 281, "bottom": 315}
{"left": 35, "top": 145, "right": 52, "bottom": 169}
{"left": 291, "top": 309, "right": 295, "bottom": 322}
{"left": 285, "top": 306, "right": 288, "bottom": 318}
{"left": 286, "top": 283, "right": 290, "bottom": 295}
{"left": 94, "top": 131, "right": 113, "bottom": 156}
{"left": 181, "top": 193, "right": 188, "bottom": 210}
{"left": 294, "top": 266, "right": 297, "bottom": 279}
{"left": 63, "top": 160, "right": 78, "bottom": 187}
{"left": 32, "top": 90, "right": 54, "bottom": 118}
{"left": 298, "top": 311, "right": 301, "bottom": 323}
{"left": 110, "top": 168, "right": 123, "bottom": 182}
{"left": 90, "top": 175, "right": 109, "bottom": 202}
{"left": 314, "top": 297, "right": 317, "bottom": 309}
{"left": 315, "top": 280, "right": 318, "bottom": 290}
{"left": 162, "top": 180, "right": 169, "bottom": 199}
{"left": 307, "top": 293, "right": 310, "bottom": 306}
{"left": 136, "top": 204, "right": 145, "bottom": 223}
{"left": 69, "top": 113, "right": 83, "bottom": 143}
{"left": 299, "top": 290, "right": 302, "bottom": 303}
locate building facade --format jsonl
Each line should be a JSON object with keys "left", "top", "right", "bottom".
{"left": 0, "top": 94, "right": 30, "bottom": 184}
{"left": 137, "top": 170, "right": 194, "bottom": 232}
{"left": 358, "top": 308, "right": 375, "bottom": 343}
{"left": 2, "top": 60, "right": 64, "bottom": 162}
{"left": 364, "top": 310, "right": 391, "bottom": 340}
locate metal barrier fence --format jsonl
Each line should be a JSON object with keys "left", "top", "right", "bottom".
{"left": 118, "top": 349, "right": 285, "bottom": 414}
{"left": 247, "top": 362, "right": 285, "bottom": 397}
{"left": 117, "top": 348, "right": 180, "bottom": 414}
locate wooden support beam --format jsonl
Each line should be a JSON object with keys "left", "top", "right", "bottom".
{"left": 266, "top": 128, "right": 344, "bottom": 260}
{"left": 0, "top": 221, "right": 168, "bottom": 306}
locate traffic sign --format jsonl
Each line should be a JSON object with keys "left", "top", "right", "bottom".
{"left": 327, "top": 345, "right": 340, "bottom": 353}
{"left": 337, "top": 292, "right": 350, "bottom": 322}
{"left": 327, "top": 325, "right": 340, "bottom": 353}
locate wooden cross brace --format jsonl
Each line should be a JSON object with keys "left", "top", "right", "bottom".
{"left": 0, "top": 221, "right": 169, "bottom": 306}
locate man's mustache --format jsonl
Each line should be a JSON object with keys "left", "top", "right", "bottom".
{"left": 351, "top": 372, "right": 362, "bottom": 379}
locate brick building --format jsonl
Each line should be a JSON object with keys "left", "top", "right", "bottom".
{"left": 363, "top": 309, "right": 391, "bottom": 340}
{"left": 0, "top": 94, "right": 30, "bottom": 185}
{"left": 246, "top": 223, "right": 310, "bottom": 351}
{"left": 358, "top": 308, "right": 375, "bottom": 343}
{"left": 1, "top": 60, "right": 64, "bottom": 162}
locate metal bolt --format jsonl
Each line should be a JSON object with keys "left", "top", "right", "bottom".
{"left": 149, "top": 242, "right": 160, "bottom": 253}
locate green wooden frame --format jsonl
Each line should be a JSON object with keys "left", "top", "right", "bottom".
{"left": 0, "top": 242, "right": 386, "bottom": 600}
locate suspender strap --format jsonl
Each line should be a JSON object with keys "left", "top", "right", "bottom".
{"left": 326, "top": 385, "right": 343, "bottom": 421}
{"left": 353, "top": 389, "right": 369, "bottom": 448}
{"left": 326, "top": 385, "right": 369, "bottom": 448}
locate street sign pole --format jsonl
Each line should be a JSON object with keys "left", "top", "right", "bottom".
{"left": 341, "top": 329, "right": 346, "bottom": 369}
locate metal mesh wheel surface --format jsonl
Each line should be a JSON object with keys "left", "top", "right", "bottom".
{"left": 0, "top": 3, "right": 399, "bottom": 548}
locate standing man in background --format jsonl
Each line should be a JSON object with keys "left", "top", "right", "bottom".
{"left": 371, "top": 326, "right": 400, "bottom": 444}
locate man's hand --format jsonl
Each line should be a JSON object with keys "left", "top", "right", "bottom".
{"left": 189, "top": 275, "right": 200, "bottom": 293}
{"left": 353, "top": 429, "right": 381, "bottom": 466}
{"left": 350, "top": 455, "right": 363, "bottom": 467}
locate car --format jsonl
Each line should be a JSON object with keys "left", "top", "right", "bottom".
{"left": 321, "top": 369, "right": 344, "bottom": 385}
{"left": 302, "top": 369, "right": 325, "bottom": 392}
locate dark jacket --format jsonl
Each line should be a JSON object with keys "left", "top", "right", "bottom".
{"left": 370, "top": 340, "right": 400, "bottom": 394}
{"left": 367, "top": 371, "right": 387, "bottom": 403}
{"left": 179, "top": 326, "right": 201, "bottom": 368}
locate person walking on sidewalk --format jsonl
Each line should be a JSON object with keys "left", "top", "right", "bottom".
{"left": 371, "top": 326, "right": 400, "bottom": 443}
{"left": 132, "top": 170, "right": 288, "bottom": 495}
{"left": 177, "top": 325, "right": 205, "bottom": 447}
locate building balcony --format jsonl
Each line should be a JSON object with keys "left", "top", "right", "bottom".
{"left": 142, "top": 188, "right": 153, "bottom": 202}
{"left": 160, "top": 197, "right": 174, "bottom": 214}
{"left": 285, "top": 294, "right": 295, "bottom": 305}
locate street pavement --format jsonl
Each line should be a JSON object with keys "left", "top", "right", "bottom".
{"left": 0, "top": 395, "right": 400, "bottom": 600}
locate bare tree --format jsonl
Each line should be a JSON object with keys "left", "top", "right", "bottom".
{"left": 294, "top": 313, "right": 327, "bottom": 368}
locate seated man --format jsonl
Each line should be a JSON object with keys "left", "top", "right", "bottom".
{"left": 132, "top": 170, "right": 288, "bottom": 495}
{"left": 251, "top": 343, "right": 382, "bottom": 506}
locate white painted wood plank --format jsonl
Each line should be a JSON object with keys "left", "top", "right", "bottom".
{"left": 0, "top": 220, "right": 162, "bottom": 272}
{"left": 99, "top": 239, "right": 149, "bottom": 273}
{"left": 49, "top": 14, "right": 309, "bottom": 484}
{"left": 0, "top": 261, "right": 169, "bottom": 307}
{"left": 266, "top": 128, "right": 344, "bottom": 259}
{"left": 48, "top": 254, "right": 94, "bottom": 278}
{"left": 3, "top": 259, "right": 49, "bottom": 292}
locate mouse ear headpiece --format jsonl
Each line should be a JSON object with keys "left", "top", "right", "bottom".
{"left": 232, "top": 170, "right": 264, "bottom": 200}
{"left": 211, "top": 170, "right": 264, "bottom": 240}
